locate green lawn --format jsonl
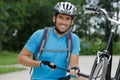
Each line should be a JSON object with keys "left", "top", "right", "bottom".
{"left": 0, "top": 67, "right": 25, "bottom": 74}
{"left": 0, "top": 51, "right": 18, "bottom": 66}
{"left": 0, "top": 51, "right": 26, "bottom": 74}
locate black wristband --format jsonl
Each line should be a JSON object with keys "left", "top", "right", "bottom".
{"left": 71, "top": 66, "right": 80, "bottom": 73}
{"left": 41, "top": 61, "right": 56, "bottom": 69}
{"left": 41, "top": 61, "right": 50, "bottom": 65}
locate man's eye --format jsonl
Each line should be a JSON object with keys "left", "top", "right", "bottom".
{"left": 66, "top": 18, "right": 71, "bottom": 20}
{"left": 58, "top": 16, "right": 63, "bottom": 19}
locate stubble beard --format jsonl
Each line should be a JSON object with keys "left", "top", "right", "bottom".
{"left": 54, "top": 26, "right": 70, "bottom": 35}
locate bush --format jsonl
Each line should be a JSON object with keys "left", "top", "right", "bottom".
{"left": 113, "top": 41, "right": 120, "bottom": 55}
{"left": 80, "top": 39, "right": 120, "bottom": 55}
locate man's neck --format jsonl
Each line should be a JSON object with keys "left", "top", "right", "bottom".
{"left": 54, "top": 28, "right": 65, "bottom": 38}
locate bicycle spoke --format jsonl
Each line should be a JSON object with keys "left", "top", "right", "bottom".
{"left": 89, "top": 57, "right": 109, "bottom": 80}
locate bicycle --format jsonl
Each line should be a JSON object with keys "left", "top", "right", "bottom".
{"left": 53, "top": 7, "right": 120, "bottom": 80}
{"left": 85, "top": 7, "right": 120, "bottom": 80}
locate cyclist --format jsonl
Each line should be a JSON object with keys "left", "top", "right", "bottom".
{"left": 18, "top": 2, "right": 81, "bottom": 80}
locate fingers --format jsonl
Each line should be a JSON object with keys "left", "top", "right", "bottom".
{"left": 70, "top": 66, "right": 80, "bottom": 77}
{"left": 70, "top": 69, "right": 79, "bottom": 77}
{"left": 49, "top": 63, "right": 56, "bottom": 69}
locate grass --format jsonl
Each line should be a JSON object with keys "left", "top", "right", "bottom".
{"left": 0, "top": 51, "right": 18, "bottom": 66}
{"left": 0, "top": 67, "right": 25, "bottom": 74}
{"left": 0, "top": 51, "right": 26, "bottom": 74}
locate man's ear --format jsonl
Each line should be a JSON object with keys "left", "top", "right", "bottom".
{"left": 71, "top": 20, "right": 74, "bottom": 25}
{"left": 53, "top": 16, "right": 55, "bottom": 22}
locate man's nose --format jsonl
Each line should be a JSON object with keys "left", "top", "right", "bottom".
{"left": 61, "top": 19, "right": 67, "bottom": 24}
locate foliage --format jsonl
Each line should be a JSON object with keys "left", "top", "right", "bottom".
{"left": 0, "top": 0, "right": 56, "bottom": 51}
{"left": 80, "top": 37, "right": 120, "bottom": 55}
{"left": 113, "top": 41, "right": 120, "bottom": 55}
{"left": 0, "top": 0, "right": 120, "bottom": 53}
{"left": 0, "top": 0, "right": 85, "bottom": 51}
{"left": 80, "top": 37, "right": 106, "bottom": 55}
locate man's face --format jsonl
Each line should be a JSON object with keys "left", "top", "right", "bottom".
{"left": 53, "top": 14, "right": 73, "bottom": 34}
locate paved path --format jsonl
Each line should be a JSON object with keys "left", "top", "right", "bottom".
{"left": 0, "top": 56, "right": 119, "bottom": 80}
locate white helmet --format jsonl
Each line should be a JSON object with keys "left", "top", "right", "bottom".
{"left": 54, "top": 2, "right": 77, "bottom": 18}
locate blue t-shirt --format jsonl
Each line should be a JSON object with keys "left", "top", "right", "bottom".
{"left": 24, "top": 27, "right": 80, "bottom": 80}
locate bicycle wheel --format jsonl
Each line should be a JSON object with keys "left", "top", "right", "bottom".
{"left": 89, "top": 57, "right": 109, "bottom": 80}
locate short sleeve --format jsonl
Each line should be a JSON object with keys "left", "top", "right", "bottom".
{"left": 71, "top": 33, "right": 80, "bottom": 55}
{"left": 24, "top": 29, "right": 44, "bottom": 54}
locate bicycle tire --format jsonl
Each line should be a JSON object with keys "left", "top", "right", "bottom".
{"left": 89, "top": 57, "right": 109, "bottom": 80}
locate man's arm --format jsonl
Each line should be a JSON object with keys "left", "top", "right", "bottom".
{"left": 69, "top": 54, "right": 80, "bottom": 77}
{"left": 17, "top": 48, "right": 40, "bottom": 67}
{"left": 70, "top": 54, "right": 79, "bottom": 67}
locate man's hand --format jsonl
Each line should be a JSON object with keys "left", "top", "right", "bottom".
{"left": 41, "top": 61, "right": 56, "bottom": 69}
{"left": 70, "top": 66, "right": 80, "bottom": 77}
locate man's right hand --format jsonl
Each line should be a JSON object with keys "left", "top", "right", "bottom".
{"left": 70, "top": 66, "right": 80, "bottom": 77}
{"left": 41, "top": 61, "right": 56, "bottom": 69}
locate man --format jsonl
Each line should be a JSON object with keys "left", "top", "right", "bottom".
{"left": 18, "top": 2, "right": 80, "bottom": 80}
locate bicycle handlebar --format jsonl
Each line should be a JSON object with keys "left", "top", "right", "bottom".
{"left": 56, "top": 66, "right": 89, "bottom": 78}
{"left": 85, "top": 7, "right": 120, "bottom": 25}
